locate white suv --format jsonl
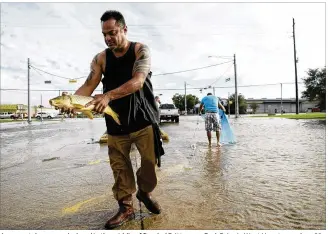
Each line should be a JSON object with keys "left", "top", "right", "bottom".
{"left": 0, "top": 112, "right": 15, "bottom": 119}
{"left": 35, "top": 112, "right": 56, "bottom": 119}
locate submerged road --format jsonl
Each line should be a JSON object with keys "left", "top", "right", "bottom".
{"left": 0, "top": 116, "right": 325, "bottom": 230}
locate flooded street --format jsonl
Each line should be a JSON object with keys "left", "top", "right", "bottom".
{"left": 0, "top": 116, "right": 325, "bottom": 230}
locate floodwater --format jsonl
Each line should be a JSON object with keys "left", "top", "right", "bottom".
{"left": 0, "top": 116, "right": 325, "bottom": 230}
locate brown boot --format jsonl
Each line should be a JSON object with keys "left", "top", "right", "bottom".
{"left": 136, "top": 190, "right": 161, "bottom": 214}
{"left": 105, "top": 196, "right": 135, "bottom": 230}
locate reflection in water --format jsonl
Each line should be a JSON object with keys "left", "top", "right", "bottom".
{"left": 0, "top": 117, "right": 325, "bottom": 230}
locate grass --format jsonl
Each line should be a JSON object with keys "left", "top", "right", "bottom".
{"left": 250, "top": 112, "right": 326, "bottom": 120}
{"left": 0, "top": 119, "right": 26, "bottom": 123}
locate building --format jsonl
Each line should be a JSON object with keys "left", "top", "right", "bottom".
{"left": 0, "top": 104, "right": 28, "bottom": 116}
{"left": 0, "top": 104, "right": 58, "bottom": 117}
{"left": 192, "top": 97, "right": 319, "bottom": 115}
{"left": 246, "top": 98, "right": 319, "bottom": 114}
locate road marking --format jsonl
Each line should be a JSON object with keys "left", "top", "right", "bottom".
{"left": 62, "top": 194, "right": 108, "bottom": 215}
{"left": 62, "top": 197, "right": 99, "bottom": 214}
{"left": 88, "top": 159, "right": 101, "bottom": 165}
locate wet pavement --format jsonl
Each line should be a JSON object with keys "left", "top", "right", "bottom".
{"left": 0, "top": 116, "right": 326, "bottom": 230}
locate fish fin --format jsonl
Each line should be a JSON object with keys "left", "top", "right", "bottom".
{"left": 83, "top": 110, "right": 94, "bottom": 120}
{"left": 72, "top": 104, "right": 85, "bottom": 109}
{"left": 103, "top": 106, "right": 120, "bottom": 125}
{"left": 73, "top": 104, "right": 94, "bottom": 112}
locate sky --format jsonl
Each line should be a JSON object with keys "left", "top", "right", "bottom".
{"left": 0, "top": 2, "right": 326, "bottom": 106}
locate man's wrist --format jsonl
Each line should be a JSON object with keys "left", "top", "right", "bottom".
{"left": 105, "top": 92, "right": 112, "bottom": 103}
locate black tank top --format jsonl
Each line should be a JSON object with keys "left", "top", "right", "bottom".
{"left": 101, "top": 42, "right": 158, "bottom": 135}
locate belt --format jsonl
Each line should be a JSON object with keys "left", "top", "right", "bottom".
{"left": 206, "top": 111, "right": 217, "bottom": 113}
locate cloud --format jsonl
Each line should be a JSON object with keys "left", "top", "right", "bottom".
{"left": 165, "top": 82, "right": 176, "bottom": 87}
{"left": 0, "top": 2, "right": 325, "bottom": 106}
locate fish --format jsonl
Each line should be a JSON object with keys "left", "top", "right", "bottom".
{"left": 49, "top": 95, "right": 120, "bottom": 125}
{"left": 160, "top": 129, "right": 169, "bottom": 141}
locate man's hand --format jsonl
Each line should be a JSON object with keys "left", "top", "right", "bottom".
{"left": 218, "top": 103, "right": 226, "bottom": 113}
{"left": 85, "top": 94, "right": 111, "bottom": 113}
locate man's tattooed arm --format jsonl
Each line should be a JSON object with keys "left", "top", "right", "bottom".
{"left": 75, "top": 53, "right": 102, "bottom": 96}
{"left": 106, "top": 43, "right": 151, "bottom": 101}
{"left": 132, "top": 44, "right": 151, "bottom": 77}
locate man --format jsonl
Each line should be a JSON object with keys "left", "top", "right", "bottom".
{"left": 153, "top": 96, "right": 169, "bottom": 141}
{"left": 62, "top": 10, "right": 163, "bottom": 229}
{"left": 155, "top": 96, "right": 161, "bottom": 109}
{"left": 199, "top": 93, "right": 226, "bottom": 147}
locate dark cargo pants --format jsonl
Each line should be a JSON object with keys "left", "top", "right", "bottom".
{"left": 107, "top": 125, "right": 157, "bottom": 201}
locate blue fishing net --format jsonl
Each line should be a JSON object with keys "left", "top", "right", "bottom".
{"left": 201, "top": 109, "right": 236, "bottom": 144}
{"left": 218, "top": 109, "right": 236, "bottom": 144}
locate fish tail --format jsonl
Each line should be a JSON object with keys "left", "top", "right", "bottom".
{"left": 103, "top": 106, "right": 121, "bottom": 125}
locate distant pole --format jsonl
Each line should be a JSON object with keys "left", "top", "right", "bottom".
{"left": 213, "top": 87, "right": 215, "bottom": 96}
{"left": 234, "top": 54, "right": 239, "bottom": 118}
{"left": 280, "top": 83, "right": 283, "bottom": 114}
{"left": 184, "top": 81, "right": 187, "bottom": 115}
{"left": 27, "top": 58, "right": 31, "bottom": 124}
{"left": 293, "top": 18, "right": 299, "bottom": 114}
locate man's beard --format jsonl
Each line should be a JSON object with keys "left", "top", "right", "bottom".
{"left": 112, "top": 46, "right": 125, "bottom": 53}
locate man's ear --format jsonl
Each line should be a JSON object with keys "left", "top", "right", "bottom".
{"left": 123, "top": 25, "right": 128, "bottom": 34}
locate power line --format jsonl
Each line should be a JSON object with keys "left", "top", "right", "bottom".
{"left": 152, "top": 60, "right": 233, "bottom": 76}
{"left": 208, "top": 63, "right": 234, "bottom": 87}
{"left": 30, "top": 66, "right": 52, "bottom": 85}
{"left": 26, "top": 60, "right": 233, "bottom": 83}
{"left": 212, "top": 82, "right": 303, "bottom": 89}
{"left": 30, "top": 65, "right": 87, "bottom": 80}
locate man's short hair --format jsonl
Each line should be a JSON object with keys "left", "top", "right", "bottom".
{"left": 100, "top": 10, "right": 126, "bottom": 28}
{"left": 207, "top": 93, "right": 212, "bottom": 96}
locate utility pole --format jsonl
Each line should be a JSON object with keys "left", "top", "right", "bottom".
{"left": 184, "top": 81, "right": 187, "bottom": 115}
{"left": 280, "top": 83, "right": 283, "bottom": 114}
{"left": 234, "top": 54, "right": 239, "bottom": 118}
{"left": 293, "top": 18, "right": 299, "bottom": 114}
{"left": 27, "top": 58, "right": 31, "bottom": 124}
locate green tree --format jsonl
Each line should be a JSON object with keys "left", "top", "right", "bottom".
{"left": 227, "top": 93, "right": 247, "bottom": 114}
{"left": 172, "top": 94, "right": 200, "bottom": 111}
{"left": 302, "top": 67, "right": 326, "bottom": 110}
{"left": 249, "top": 103, "right": 259, "bottom": 114}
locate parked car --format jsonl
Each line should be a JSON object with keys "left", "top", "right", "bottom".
{"left": 159, "top": 103, "right": 180, "bottom": 123}
{"left": 10, "top": 113, "right": 21, "bottom": 119}
{"left": 0, "top": 112, "right": 15, "bottom": 119}
{"left": 35, "top": 112, "right": 56, "bottom": 119}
